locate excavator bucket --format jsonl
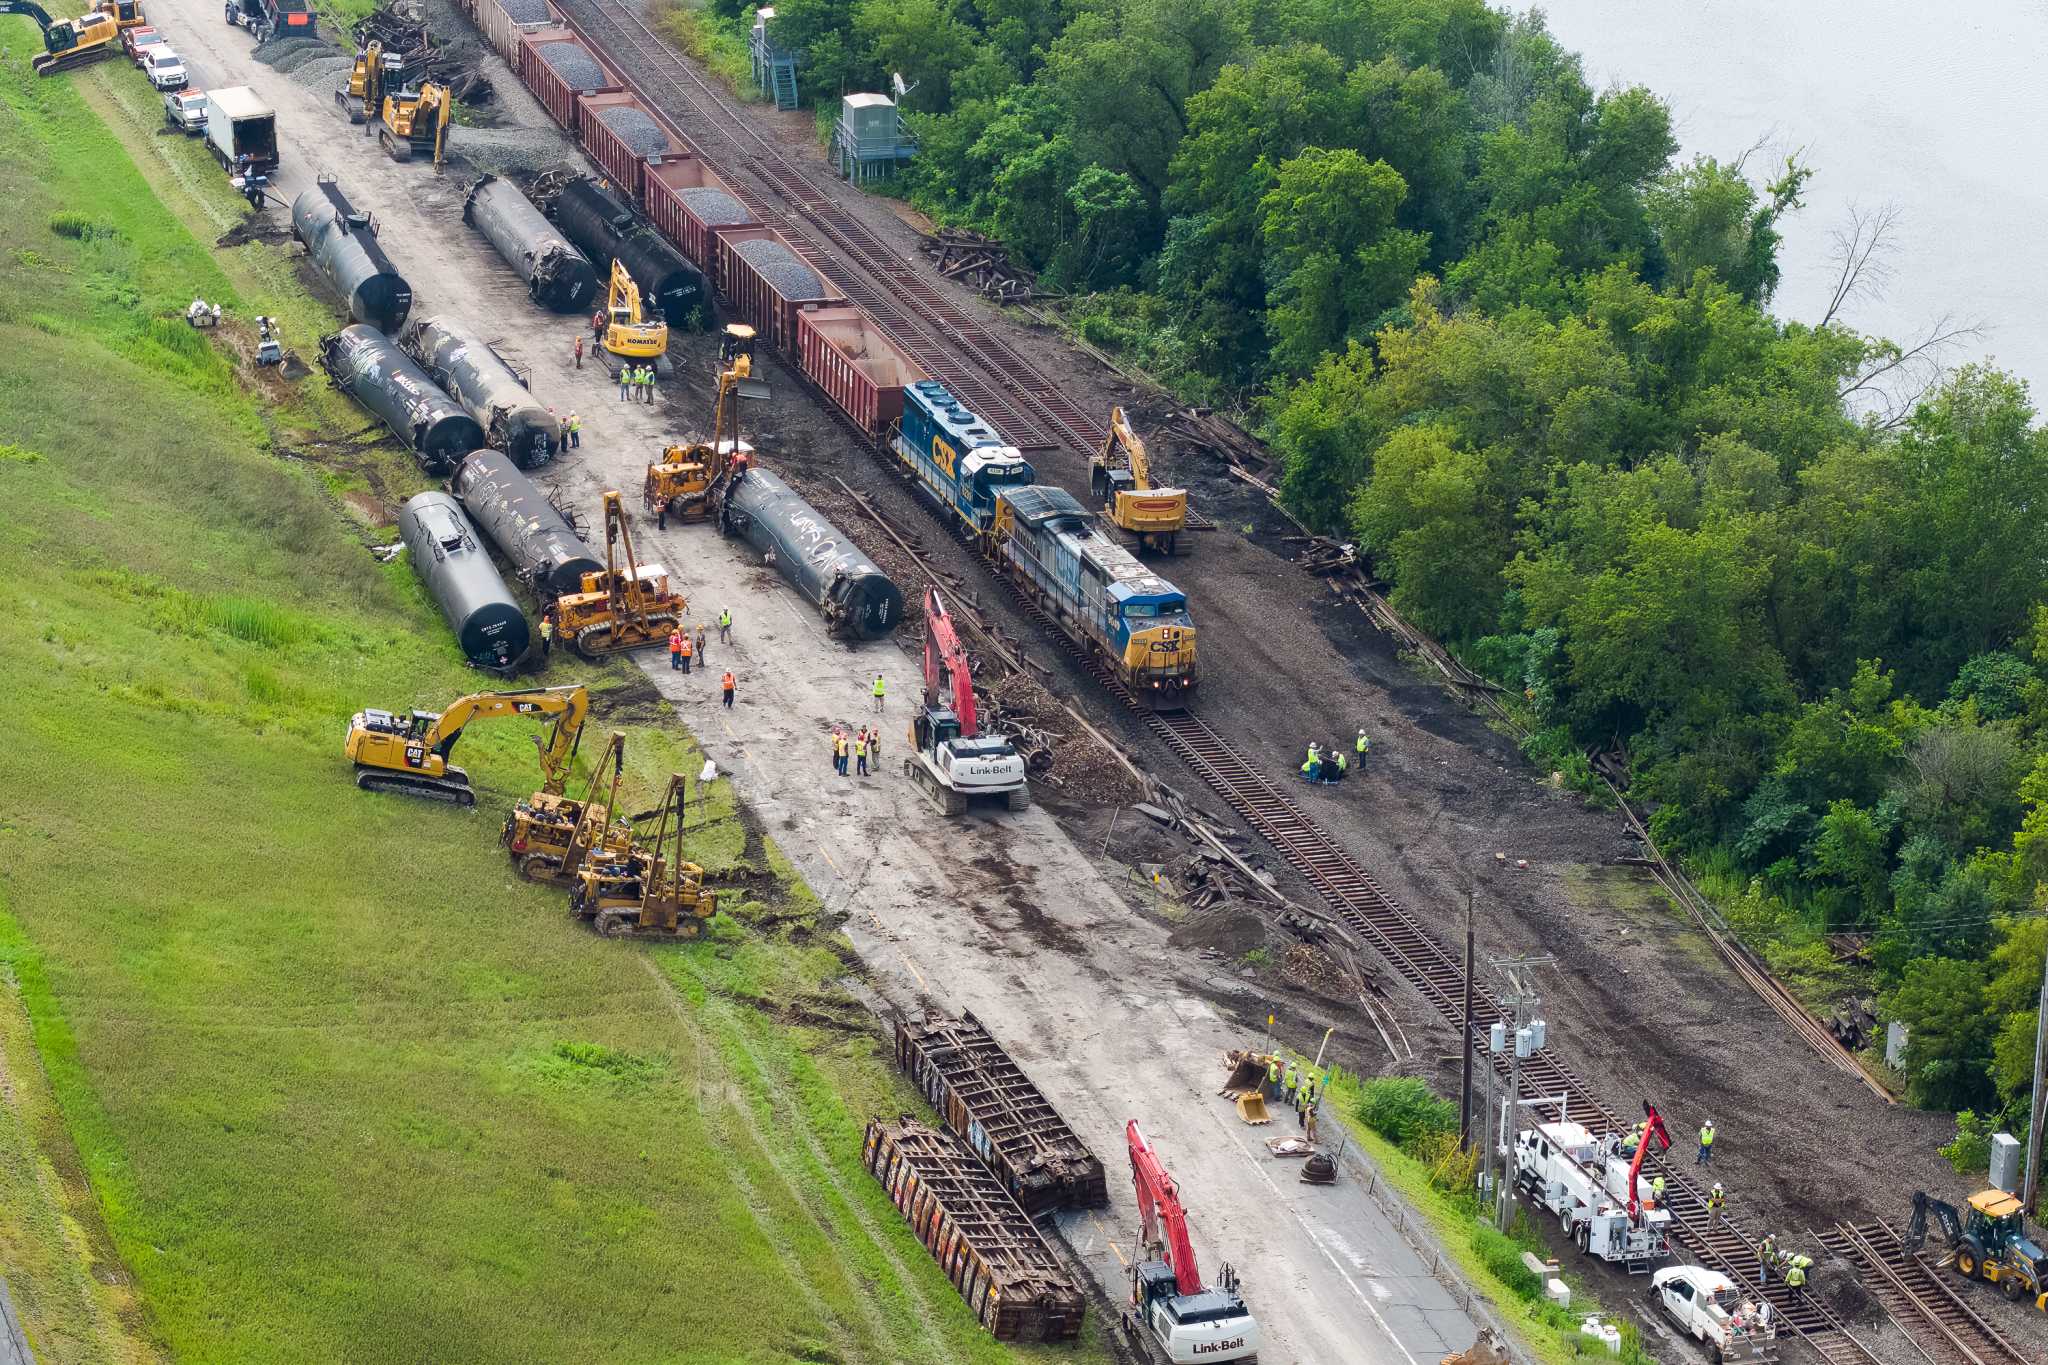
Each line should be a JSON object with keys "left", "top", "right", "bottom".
{"left": 1235, "top": 1092, "right": 1272, "bottom": 1125}
{"left": 1221, "top": 1049, "right": 1271, "bottom": 1096}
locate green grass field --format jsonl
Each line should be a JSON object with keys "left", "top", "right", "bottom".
{"left": 0, "top": 41, "right": 1106, "bottom": 1365}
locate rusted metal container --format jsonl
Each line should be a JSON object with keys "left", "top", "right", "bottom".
{"left": 642, "top": 155, "right": 759, "bottom": 269}
{"left": 798, "top": 303, "right": 926, "bottom": 439}
{"left": 516, "top": 29, "right": 619, "bottom": 133}
{"left": 476, "top": 0, "right": 553, "bottom": 64}
{"left": 862, "top": 1119, "right": 1086, "bottom": 1344}
{"left": 893, "top": 1011, "right": 1108, "bottom": 1218}
{"left": 576, "top": 90, "right": 677, "bottom": 204}
{"left": 714, "top": 224, "right": 843, "bottom": 354}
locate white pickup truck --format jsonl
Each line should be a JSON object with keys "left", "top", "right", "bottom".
{"left": 1651, "top": 1266, "right": 1775, "bottom": 1363}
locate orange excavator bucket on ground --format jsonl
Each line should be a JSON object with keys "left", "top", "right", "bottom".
{"left": 1236, "top": 1093, "right": 1272, "bottom": 1124}
{"left": 1221, "top": 1049, "right": 1275, "bottom": 1123}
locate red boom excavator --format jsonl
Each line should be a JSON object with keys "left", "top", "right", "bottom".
{"left": 1123, "top": 1121, "right": 1260, "bottom": 1363}
{"left": 905, "top": 586, "right": 1029, "bottom": 816}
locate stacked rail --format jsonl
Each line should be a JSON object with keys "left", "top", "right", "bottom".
{"left": 894, "top": 1012, "right": 1108, "bottom": 1219}
{"left": 862, "top": 1119, "right": 1086, "bottom": 1343}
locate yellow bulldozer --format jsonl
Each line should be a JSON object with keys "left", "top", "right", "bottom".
{"left": 343, "top": 684, "right": 589, "bottom": 806}
{"left": 5, "top": 1, "right": 124, "bottom": 76}
{"left": 553, "top": 490, "right": 686, "bottom": 657}
{"left": 1091, "top": 406, "right": 1188, "bottom": 555}
{"left": 644, "top": 323, "right": 769, "bottom": 524}
{"left": 503, "top": 729, "right": 636, "bottom": 886}
{"left": 603, "top": 259, "right": 668, "bottom": 365}
{"left": 567, "top": 771, "right": 718, "bottom": 938}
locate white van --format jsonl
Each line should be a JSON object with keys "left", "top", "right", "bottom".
{"left": 145, "top": 47, "right": 188, "bottom": 91}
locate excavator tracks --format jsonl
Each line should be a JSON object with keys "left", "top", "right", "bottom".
{"left": 31, "top": 44, "right": 114, "bottom": 75}
{"left": 571, "top": 615, "right": 680, "bottom": 659}
{"left": 353, "top": 766, "right": 475, "bottom": 806}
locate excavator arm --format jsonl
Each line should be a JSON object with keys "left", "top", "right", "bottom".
{"left": 1128, "top": 1121, "right": 1205, "bottom": 1296}
{"left": 0, "top": 1, "right": 57, "bottom": 33}
{"left": 923, "top": 586, "right": 978, "bottom": 738}
{"left": 1110, "top": 407, "right": 1153, "bottom": 490}
{"left": 1905, "top": 1191, "right": 1963, "bottom": 1254}
{"left": 423, "top": 686, "right": 590, "bottom": 766}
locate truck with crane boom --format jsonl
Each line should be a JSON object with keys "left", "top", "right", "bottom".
{"left": 343, "top": 684, "right": 589, "bottom": 806}
{"left": 1511, "top": 1101, "right": 1674, "bottom": 1271}
{"left": 906, "top": 586, "right": 1029, "bottom": 815}
{"left": 1123, "top": 1121, "right": 1260, "bottom": 1364}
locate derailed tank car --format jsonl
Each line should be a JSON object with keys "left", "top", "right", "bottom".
{"left": 463, "top": 173, "right": 600, "bottom": 314}
{"left": 320, "top": 325, "right": 484, "bottom": 476}
{"left": 543, "top": 175, "right": 704, "bottom": 327}
{"left": 451, "top": 449, "right": 602, "bottom": 596}
{"left": 402, "top": 315, "right": 561, "bottom": 469}
{"left": 720, "top": 467, "right": 902, "bottom": 639}
{"left": 291, "top": 177, "right": 413, "bottom": 332}
{"left": 399, "top": 491, "right": 530, "bottom": 670}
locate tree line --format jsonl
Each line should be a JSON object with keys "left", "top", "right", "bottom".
{"left": 709, "top": 0, "right": 2048, "bottom": 1130}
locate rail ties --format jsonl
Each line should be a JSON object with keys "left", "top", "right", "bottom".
{"left": 1817, "top": 1222, "right": 2033, "bottom": 1365}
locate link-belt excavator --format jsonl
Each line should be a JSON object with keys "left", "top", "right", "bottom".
{"left": 3, "top": 0, "right": 125, "bottom": 75}
{"left": 906, "top": 585, "right": 1028, "bottom": 815}
{"left": 1092, "top": 406, "right": 1187, "bottom": 556}
{"left": 344, "top": 684, "right": 589, "bottom": 805}
{"left": 553, "top": 490, "right": 686, "bottom": 657}
{"left": 1123, "top": 1121, "right": 1260, "bottom": 1363}
{"left": 502, "top": 729, "right": 635, "bottom": 885}
{"left": 602, "top": 259, "right": 667, "bottom": 365}
{"left": 567, "top": 771, "right": 718, "bottom": 938}
{"left": 644, "top": 324, "right": 769, "bottom": 523}
{"left": 1908, "top": 1188, "right": 2046, "bottom": 1309}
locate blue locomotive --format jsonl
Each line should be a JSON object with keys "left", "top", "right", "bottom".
{"left": 895, "top": 381, "right": 1197, "bottom": 706}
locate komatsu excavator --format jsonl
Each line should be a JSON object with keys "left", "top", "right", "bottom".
{"left": 502, "top": 729, "right": 635, "bottom": 885}
{"left": 1091, "top": 406, "right": 1188, "bottom": 555}
{"left": 602, "top": 259, "right": 667, "bottom": 364}
{"left": 1123, "top": 1121, "right": 1260, "bottom": 1363}
{"left": 906, "top": 585, "right": 1028, "bottom": 815}
{"left": 344, "top": 684, "right": 589, "bottom": 805}
{"left": 644, "top": 324, "right": 769, "bottom": 523}
{"left": 377, "top": 78, "right": 450, "bottom": 165}
{"left": 3, "top": 0, "right": 124, "bottom": 75}
{"left": 554, "top": 491, "right": 686, "bottom": 657}
{"left": 566, "top": 772, "right": 718, "bottom": 938}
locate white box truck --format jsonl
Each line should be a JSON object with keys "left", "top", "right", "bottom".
{"left": 203, "top": 85, "right": 277, "bottom": 176}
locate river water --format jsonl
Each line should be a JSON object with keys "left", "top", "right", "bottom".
{"left": 1500, "top": 1, "right": 2048, "bottom": 405}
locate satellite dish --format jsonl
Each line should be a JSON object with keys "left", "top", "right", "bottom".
{"left": 891, "top": 70, "right": 918, "bottom": 99}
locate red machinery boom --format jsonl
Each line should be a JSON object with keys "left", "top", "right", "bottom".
{"left": 1625, "top": 1101, "right": 1671, "bottom": 1218}
{"left": 923, "top": 586, "right": 978, "bottom": 738}
{"left": 1127, "top": 1121, "right": 1204, "bottom": 1295}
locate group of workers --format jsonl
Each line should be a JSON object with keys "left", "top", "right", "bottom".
{"left": 1301, "top": 729, "right": 1370, "bottom": 784}
{"left": 616, "top": 363, "right": 658, "bottom": 404}
{"left": 1755, "top": 1233, "right": 1814, "bottom": 1296}
{"left": 1262, "top": 1056, "right": 1325, "bottom": 1135}
{"left": 830, "top": 726, "right": 880, "bottom": 777}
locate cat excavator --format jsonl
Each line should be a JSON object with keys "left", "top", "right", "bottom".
{"left": 343, "top": 684, "right": 589, "bottom": 805}
{"left": 553, "top": 490, "right": 686, "bottom": 657}
{"left": 602, "top": 259, "right": 667, "bottom": 365}
{"left": 566, "top": 771, "right": 718, "bottom": 938}
{"left": 502, "top": 729, "right": 635, "bottom": 885}
{"left": 1091, "top": 406, "right": 1187, "bottom": 555}
{"left": 376, "top": 78, "right": 450, "bottom": 164}
{"left": 337, "top": 39, "right": 395, "bottom": 123}
{"left": 4, "top": 1, "right": 125, "bottom": 75}
{"left": 644, "top": 324, "right": 769, "bottom": 523}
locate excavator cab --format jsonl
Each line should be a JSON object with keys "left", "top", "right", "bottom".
{"left": 603, "top": 261, "right": 668, "bottom": 360}
{"left": 379, "top": 78, "right": 450, "bottom": 164}
{"left": 95, "top": 0, "right": 143, "bottom": 29}
{"left": 718, "top": 323, "right": 770, "bottom": 399}
{"left": 644, "top": 325, "right": 765, "bottom": 522}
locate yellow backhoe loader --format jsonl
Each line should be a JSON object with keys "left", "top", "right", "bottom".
{"left": 553, "top": 490, "right": 686, "bottom": 657}
{"left": 567, "top": 771, "right": 718, "bottom": 938}
{"left": 343, "top": 684, "right": 588, "bottom": 805}
{"left": 1091, "top": 406, "right": 1187, "bottom": 555}
{"left": 603, "top": 259, "right": 667, "bottom": 364}
{"left": 503, "top": 729, "right": 636, "bottom": 885}
{"left": 644, "top": 323, "right": 769, "bottom": 523}
{"left": 377, "top": 78, "right": 450, "bottom": 165}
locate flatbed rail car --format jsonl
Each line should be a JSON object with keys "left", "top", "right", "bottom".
{"left": 894, "top": 1012, "right": 1108, "bottom": 1219}
{"left": 863, "top": 1119, "right": 1087, "bottom": 1344}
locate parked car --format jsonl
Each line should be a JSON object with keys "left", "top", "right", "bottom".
{"left": 163, "top": 88, "right": 207, "bottom": 134}
{"left": 1651, "top": 1266, "right": 1775, "bottom": 1364}
{"left": 122, "top": 24, "right": 165, "bottom": 63}
{"left": 144, "top": 47, "right": 188, "bottom": 90}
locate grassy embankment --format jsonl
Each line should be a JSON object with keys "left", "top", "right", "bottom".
{"left": 0, "top": 43, "right": 1106, "bottom": 1365}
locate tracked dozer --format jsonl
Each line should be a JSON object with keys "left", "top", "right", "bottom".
{"left": 344, "top": 685, "right": 588, "bottom": 805}
{"left": 567, "top": 772, "right": 718, "bottom": 938}
{"left": 555, "top": 490, "right": 686, "bottom": 657}
{"left": 502, "top": 729, "right": 636, "bottom": 885}
{"left": 644, "top": 324, "right": 767, "bottom": 523}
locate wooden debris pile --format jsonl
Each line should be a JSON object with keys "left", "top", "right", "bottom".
{"left": 353, "top": 3, "right": 494, "bottom": 104}
{"left": 917, "top": 228, "right": 1052, "bottom": 303}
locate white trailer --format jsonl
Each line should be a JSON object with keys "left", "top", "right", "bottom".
{"left": 1513, "top": 1120, "right": 1672, "bottom": 1271}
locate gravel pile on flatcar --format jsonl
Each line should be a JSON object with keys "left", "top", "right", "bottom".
{"left": 533, "top": 40, "right": 605, "bottom": 89}
{"left": 732, "top": 237, "right": 824, "bottom": 299}
{"left": 677, "top": 186, "right": 750, "bottom": 226}
{"left": 594, "top": 104, "right": 667, "bottom": 157}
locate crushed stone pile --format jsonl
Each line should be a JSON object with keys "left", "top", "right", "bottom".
{"left": 533, "top": 40, "right": 605, "bottom": 90}
{"left": 678, "top": 187, "right": 752, "bottom": 227}
{"left": 732, "top": 237, "right": 826, "bottom": 300}
{"left": 595, "top": 104, "right": 668, "bottom": 156}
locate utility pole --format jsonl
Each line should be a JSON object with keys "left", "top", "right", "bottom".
{"left": 1491, "top": 955, "right": 1554, "bottom": 1231}
{"left": 1459, "top": 894, "right": 1475, "bottom": 1149}
{"left": 2025, "top": 946, "right": 2048, "bottom": 1212}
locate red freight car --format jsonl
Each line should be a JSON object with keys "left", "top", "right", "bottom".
{"left": 516, "top": 30, "right": 620, "bottom": 133}
{"left": 715, "top": 225, "right": 844, "bottom": 354}
{"left": 576, "top": 91, "right": 678, "bottom": 204}
{"left": 798, "top": 304, "right": 926, "bottom": 438}
{"left": 476, "top": 0, "right": 554, "bottom": 65}
{"left": 643, "top": 156, "right": 760, "bottom": 270}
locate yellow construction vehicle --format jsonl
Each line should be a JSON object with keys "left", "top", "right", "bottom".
{"left": 377, "top": 78, "right": 451, "bottom": 165}
{"left": 644, "top": 323, "right": 769, "bottom": 523}
{"left": 94, "top": 0, "right": 142, "bottom": 31}
{"left": 1909, "top": 1190, "right": 2047, "bottom": 1310}
{"left": 567, "top": 771, "right": 718, "bottom": 938}
{"left": 336, "top": 39, "right": 387, "bottom": 124}
{"left": 554, "top": 490, "right": 686, "bottom": 657}
{"left": 1091, "top": 406, "right": 1188, "bottom": 555}
{"left": 4, "top": 2, "right": 123, "bottom": 76}
{"left": 603, "top": 259, "right": 668, "bottom": 362}
{"left": 503, "top": 729, "right": 636, "bottom": 885}
{"left": 343, "top": 684, "right": 589, "bottom": 806}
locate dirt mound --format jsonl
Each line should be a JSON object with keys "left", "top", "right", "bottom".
{"left": 1813, "top": 1255, "right": 1878, "bottom": 1323}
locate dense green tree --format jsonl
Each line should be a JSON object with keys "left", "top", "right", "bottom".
{"left": 1883, "top": 957, "right": 1997, "bottom": 1110}
{"left": 1259, "top": 149, "right": 1428, "bottom": 373}
{"left": 1644, "top": 154, "right": 1809, "bottom": 302}
{"left": 1347, "top": 425, "right": 1508, "bottom": 638}
{"left": 856, "top": 0, "right": 980, "bottom": 110}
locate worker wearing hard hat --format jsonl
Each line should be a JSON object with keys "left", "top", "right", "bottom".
{"left": 1697, "top": 1119, "right": 1716, "bottom": 1166}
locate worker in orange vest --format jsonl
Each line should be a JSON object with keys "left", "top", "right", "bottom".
{"left": 668, "top": 629, "right": 683, "bottom": 671}
{"left": 678, "top": 628, "right": 694, "bottom": 675}
{"left": 721, "top": 670, "right": 735, "bottom": 709}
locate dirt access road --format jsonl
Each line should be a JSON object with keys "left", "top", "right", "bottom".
{"left": 142, "top": 3, "right": 1479, "bottom": 1359}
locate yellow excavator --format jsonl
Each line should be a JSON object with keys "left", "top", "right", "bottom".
{"left": 503, "top": 729, "right": 636, "bottom": 885}
{"left": 553, "top": 490, "right": 686, "bottom": 657}
{"left": 1091, "top": 406, "right": 1188, "bottom": 555}
{"left": 603, "top": 259, "right": 668, "bottom": 364}
{"left": 343, "top": 684, "right": 589, "bottom": 805}
{"left": 644, "top": 323, "right": 769, "bottom": 524}
{"left": 377, "top": 79, "right": 451, "bottom": 165}
{"left": 4, "top": 1, "right": 123, "bottom": 75}
{"left": 567, "top": 771, "right": 718, "bottom": 938}
{"left": 337, "top": 39, "right": 388, "bottom": 124}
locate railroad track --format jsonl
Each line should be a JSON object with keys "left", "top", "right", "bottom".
{"left": 1815, "top": 1223, "right": 2035, "bottom": 1365}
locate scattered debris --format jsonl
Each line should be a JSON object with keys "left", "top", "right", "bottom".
{"left": 917, "top": 228, "right": 1053, "bottom": 303}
